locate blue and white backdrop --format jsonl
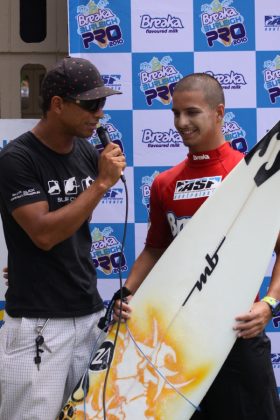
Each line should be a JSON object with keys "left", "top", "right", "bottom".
{"left": 0, "top": 0, "right": 280, "bottom": 391}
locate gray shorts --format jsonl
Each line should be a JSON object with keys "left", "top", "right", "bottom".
{"left": 0, "top": 310, "right": 105, "bottom": 420}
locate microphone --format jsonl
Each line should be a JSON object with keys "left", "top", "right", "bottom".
{"left": 97, "top": 126, "right": 126, "bottom": 183}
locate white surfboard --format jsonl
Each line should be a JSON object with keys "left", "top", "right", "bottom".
{"left": 58, "top": 121, "right": 280, "bottom": 420}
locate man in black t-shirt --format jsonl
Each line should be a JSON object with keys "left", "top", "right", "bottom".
{"left": 0, "top": 56, "right": 126, "bottom": 420}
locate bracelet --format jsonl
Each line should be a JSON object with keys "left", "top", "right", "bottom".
{"left": 261, "top": 295, "right": 280, "bottom": 317}
{"left": 113, "top": 286, "right": 132, "bottom": 301}
{"left": 261, "top": 296, "right": 277, "bottom": 306}
{"left": 98, "top": 286, "right": 132, "bottom": 331}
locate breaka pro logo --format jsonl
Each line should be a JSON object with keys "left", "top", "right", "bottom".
{"left": 76, "top": 0, "right": 124, "bottom": 49}
{"left": 263, "top": 55, "right": 280, "bottom": 104}
{"left": 200, "top": 0, "right": 247, "bottom": 47}
{"left": 222, "top": 112, "right": 248, "bottom": 153}
{"left": 139, "top": 56, "right": 183, "bottom": 106}
{"left": 90, "top": 227, "right": 128, "bottom": 275}
{"left": 87, "top": 114, "right": 124, "bottom": 153}
{"left": 141, "top": 171, "right": 160, "bottom": 213}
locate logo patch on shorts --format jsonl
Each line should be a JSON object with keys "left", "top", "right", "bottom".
{"left": 174, "top": 176, "right": 222, "bottom": 200}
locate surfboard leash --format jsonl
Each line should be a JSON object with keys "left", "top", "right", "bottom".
{"left": 125, "top": 324, "right": 201, "bottom": 413}
{"left": 101, "top": 175, "right": 129, "bottom": 420}
{"left": 68, "top": 174, "right": 130, "bottom": 420}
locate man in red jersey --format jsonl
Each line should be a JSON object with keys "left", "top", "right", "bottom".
{"left": 114, "top": 73, "right": 280, "bottom": 420}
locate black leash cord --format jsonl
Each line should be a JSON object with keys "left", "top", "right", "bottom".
{"left": 102, "top": 177, "right": 129, "bottom": 420}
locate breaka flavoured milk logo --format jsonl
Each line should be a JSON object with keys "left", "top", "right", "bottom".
{"left": 139, "top": 56, "right": 183, "bottom": 106}
{"left": 265, "top": 16, "right": 280, "bottom": 32}
{"left": 142, "top": 128, "right": 182, "bottom": 149}
{"left": 141, "top": 171, "right": 160, "bottom": 213}
{"left": 200, "top": 0, "right": 247, "bottom": 47}
{"left": 140, "top": 14, "right": 184, "bottom": 34}
{"left": 91, "top": 227, "right": 128, "bottom": 275}
{"left": 222, "top": 112, "right": 248, "bottom": 153}
{"left": 206, "top": 70, "right": 246, "bottom": 90}
{"left": 263, "top": 55, "right": 280, "bottom": 104}
{"left": 87, "top": 114, "right": 124, "bottom": 153}
{"left": 76, "top": 0, "right": 124, "bottom": 49}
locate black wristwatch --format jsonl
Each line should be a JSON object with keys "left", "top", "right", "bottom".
{"left": 261, "top": 296, "right": 280, "bottom": 317}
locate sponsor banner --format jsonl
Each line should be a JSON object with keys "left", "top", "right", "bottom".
{"left": 0, "top": 119, "right": 38, "bottom": 150}
{"left": 194, "top": 51, "right": 256, "bottom": 108}
{"left": 256, "top": 108, "right": 280, "bottom": 141}
{"left": 267, "top": 332, "right": 280, "bottom": 390}
{"left": 89, "top": 223, "right": 135, "bottom": 279}
{"left": 68, "top": 0, "right": 131, "bottom": 53}
{"left": 87, "top": 110, "right": 133, "bottom": 166}
{"left": 132, "top": 52, "right": 194, "bottom": 109}
{"left": 194, "top": 0, "right": 255, "bottom": 51}
{"left": 260, "top": 277, "right": 280, "bottom": 333}
{"left": 134, "top": 223, "right": 149, "bottom": 258}
{"left": 72, "top": 52, "right": 133, "bottom": 110}
{"left": 133, "top": 110, "right": 186, "bottom": 167}
{"left": 97, "top": 277, "right": 126, "bottom": 302}
{"left": 265, "top": 252, "right": 276, "bottom": 277}
{"left": 255, "top": 0, "right": 280, "bottom": 50}
{"left": 134, "top": 166, "right": 170, "bottom": 223}
{"left": 222, "top": 108, "right": 257, "bottom": 153}
{"left": 91, "top": 167, "right": 134, "bottom": 223}
{"left": 256, "top": 51, "right": 280, "bottom": 107}
{"left": 131, "top": 0, "right": 193, "bottom": 52}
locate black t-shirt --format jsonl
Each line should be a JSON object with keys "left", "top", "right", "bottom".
{"left": 0, "top": 132, "right": 104, "bottom": 317}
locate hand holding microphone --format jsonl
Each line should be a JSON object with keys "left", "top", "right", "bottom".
{"left": 97, "top": 125, "right": 126, "bottom": 184}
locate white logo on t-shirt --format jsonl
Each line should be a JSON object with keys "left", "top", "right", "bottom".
{"left": 48, "top": 180, "right": 61, "bottom": 195}
{"left": 64, "top": 177, "right": 78, "bottom": 195}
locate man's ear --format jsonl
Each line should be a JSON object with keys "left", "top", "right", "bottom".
{"left": 51, "top": 96, "right": 64, "bottom": 114}
{"left": 216, "top": 103, "right": 225, "bottom": 122}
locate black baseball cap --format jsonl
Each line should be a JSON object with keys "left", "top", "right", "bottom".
{"left": 41, "top": 56, "right": 122, "bottom": 102}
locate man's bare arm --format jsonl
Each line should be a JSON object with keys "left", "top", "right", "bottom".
{"left": 12, "top": 143, "right": 125, "bottom": 251}
{"left": 113, "top": 245, "right": 165, "bottom": 321}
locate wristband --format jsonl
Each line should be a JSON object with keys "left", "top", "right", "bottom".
{"left": 98, "top": 286, "right": 132, "bottom": 331}
{"left": 113, "top": 286, "right": 132, "bottom": 301}
{"left": 261, "top": 296, "right": 280, "bottom": 317}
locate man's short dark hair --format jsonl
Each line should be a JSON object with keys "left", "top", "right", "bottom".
{"left": 173, "top": 73, "right": 225, "bottom": 108}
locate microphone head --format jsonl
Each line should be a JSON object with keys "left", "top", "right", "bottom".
{"left": 97, "top": 126, "right": 111, "bottom": 148}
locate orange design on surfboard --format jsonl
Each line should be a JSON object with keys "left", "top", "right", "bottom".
{"left": 59, "top": 306, "right": 211, "bottom": 419}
